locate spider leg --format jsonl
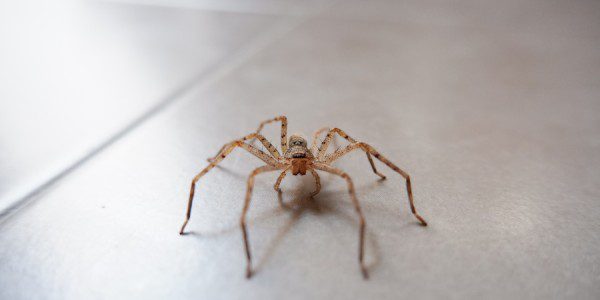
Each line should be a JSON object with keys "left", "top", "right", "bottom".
{"left": 323, "top": 142, "right": 427, "bottom": 226}
{"left": 273, "top": 166, "right": 290, "bottom": 192}
{"left": 249, "top": 116, "right": 288, "bottom": 153}
{"left": 309, "top": 169, "right": 321, "bottom": 197}
{"left": 179, "top": 140, "right": 279, "bottom": 235}
{"left": 209, "top": 133, "right": 281, "bottom": 162}
{"left": 311, "top": 127, "right": 338, "bottom": 155}
{"left": 274, "top": 166, "right": 291, "bottom": 209}
{"left": 316, "top": 128, "right": 385, "bottom": 179}
{"left": 313, "top": 163, "right": 369, "bottom": 279}
{"left": 241, "top": 165, "right": 280, "bottom": 278}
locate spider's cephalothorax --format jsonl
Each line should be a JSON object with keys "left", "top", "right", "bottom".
{"left": 179, "top": 116, "right": 428, "bottom": 279}
{"left": 285, "top": 134, "right": 311, "bottom": 158}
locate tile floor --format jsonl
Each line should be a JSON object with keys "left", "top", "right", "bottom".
{"left": 1, "top": 0, "right": 599, "bottom": 299}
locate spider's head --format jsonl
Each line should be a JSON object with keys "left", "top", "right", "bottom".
{"left": 285, "top": 134, "right": 311, "bottom": 159}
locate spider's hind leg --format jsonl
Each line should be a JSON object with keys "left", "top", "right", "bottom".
{"left": 249, "top": 116, "right": 288, "bottom": 153}
{"left": 324, "top": 141, "right": 427, "bottom": 226}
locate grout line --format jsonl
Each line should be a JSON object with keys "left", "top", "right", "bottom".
{"left": 0, "top": 0, "right": 338, "bottom": 224}
{"left": 172, "top": 1, "right": 338, "bottom": 106}
{"left": 101, "top": 0, "right": 316, "bottom": 17}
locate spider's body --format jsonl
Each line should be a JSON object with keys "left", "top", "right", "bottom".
{"left": 286, "top": 135, "right": 312, "bottom": 174}
{"left": 179, "top": 116, "right": 427, "bottom": 279}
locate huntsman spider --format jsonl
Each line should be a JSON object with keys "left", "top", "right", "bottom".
{"left": 179, "top": 116, "right": 427, "bottom": 279}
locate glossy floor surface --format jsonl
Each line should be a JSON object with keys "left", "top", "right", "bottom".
{"left": 1, "top": 0, "right": 599, "bottom": 299}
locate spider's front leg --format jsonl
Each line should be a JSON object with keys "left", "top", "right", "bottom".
{"left": 180, "top": 139, "right": 280, "bottom": 235}
{"left": 241, "top": 165, "right": 280, "bottom": 278}
{"left": 312, "top": 163, "right": 369, "bottom": 279}
{"left": 316, "top": 128, "right": 386, "bottom": 180}
{"left": 323, "top": 141, "right": 427, "bottom": 226}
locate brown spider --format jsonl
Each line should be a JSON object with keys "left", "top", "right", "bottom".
{"left": 179, "top": 116, "right": 427, "bottom": 279}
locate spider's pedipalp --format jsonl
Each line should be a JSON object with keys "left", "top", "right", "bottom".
{"left": 274, "top": 166, "right": 322, "bottom": 208}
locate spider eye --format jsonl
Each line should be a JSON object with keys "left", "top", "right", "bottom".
{"left": 289, "top": 136, "right": 307, "bottom": 147}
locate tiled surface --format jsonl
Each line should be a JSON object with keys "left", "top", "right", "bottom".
{"left": 0, "top": 0, "right": 279, "bottom": 212}
{"left": 1, "top": 0, "right": 599, "bottom": 299}
{"left": 110, "top": 0, "right": 329, "bottom": 15}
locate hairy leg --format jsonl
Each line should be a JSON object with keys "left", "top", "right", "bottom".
{"left": 210, "top": 132, "right": 281, "bottom": 162}
{"left": 309, "top": 169, "right": 321, "bottom": 197}
{"left": 316, "top": 128, "right": 385, "bottom": 179}
{"left": 312, "top": 163, "right": 369, "bottom": 279}
{"left": 241, "top": 165, "right": 280, "bottom": 278}
{"left": 323, "top": 142, "right": 427, "bottom": 226}
{"left": 180, "top": 140, "right": 279, "bottom": 235}
{"left": 273, "top": 167, "right": 290, "bottom": 208}
{"left": 311, "top": 127, "right": 338, "bottom": 154}
{"left": 249, "top": 116, "right": 288, "bottom": 153}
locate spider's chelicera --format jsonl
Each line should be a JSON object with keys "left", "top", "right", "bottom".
{"left": 179, "top": 116, "right": 427, "bottom": 279}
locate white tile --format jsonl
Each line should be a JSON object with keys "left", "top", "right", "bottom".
{"left": 1, "top": 0, "right": 600, "bottom": 299}
{"left": 0, "top": 0, "right": 278, "bottom": 211}
{"left": 108, "top": 0, "right": 330, "bottom": 16}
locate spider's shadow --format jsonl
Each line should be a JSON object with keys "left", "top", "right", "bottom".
{"left": 185, "top": 177, "right": 393, "bottom": 277}
{"left": 252, "top": 189, "right": 384, "bottom": 276}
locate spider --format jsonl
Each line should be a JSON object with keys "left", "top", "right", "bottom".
{"left": 179, "top": 116, "right": 427, "bottom": 279}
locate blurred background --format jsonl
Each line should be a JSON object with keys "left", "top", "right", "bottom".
{"left": 1, "top": 0, "right": 599, "bottom": 299}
